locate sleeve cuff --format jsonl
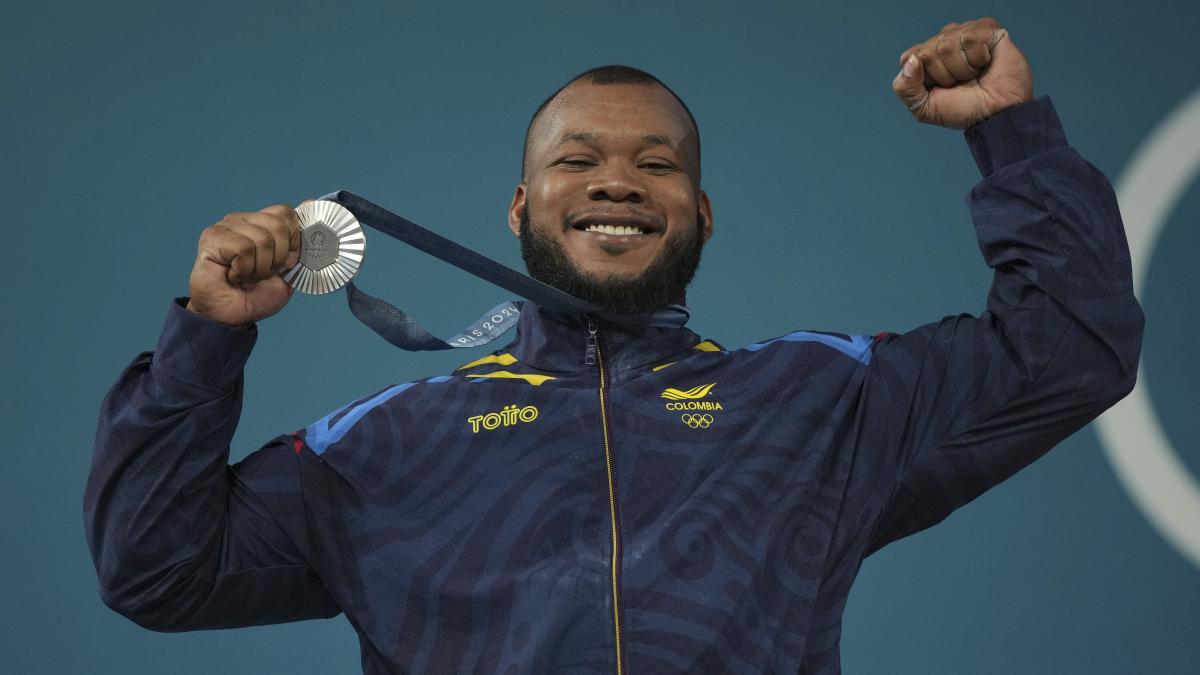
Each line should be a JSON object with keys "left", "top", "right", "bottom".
{"left": 150, "top": 298, "right": 258, "bottom": 391}
{"left": 964, "top": 96, "right": 1068, "bottom": 176}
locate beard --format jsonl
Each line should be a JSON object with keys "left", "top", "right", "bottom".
{"left": 519, "top": 205, "right": 706, "bottom": 316}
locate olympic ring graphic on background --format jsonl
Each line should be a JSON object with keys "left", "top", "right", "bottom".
{"left": 681, "top": 414, "right": 714, "bottom": 429}
{"left": 1097, "top": 86, "right": 1200, "bottom": 572}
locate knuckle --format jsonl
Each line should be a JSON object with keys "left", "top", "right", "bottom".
{"left": 258, "top": 215, "right": 282, "bottom": 232}
{"left": 202, "top": 224, "right": 230, "bottom": 245}
{"left": 277, "top": 208, "right": 300, "bottom": 227}
{"left": 263, "top": 204, "right": 297, "bottom": 222}
{"left": 255, "top": 214, "right": 281, "bottom": 233}
{"left": 266, "top": 225, "right": 288, "bottom": 243}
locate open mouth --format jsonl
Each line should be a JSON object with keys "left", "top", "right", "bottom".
{"left": 577, "top": 223, "right": 650, "bottom": 236}
{"left": 569, "top": 214, "right": 663, "bottom": 238}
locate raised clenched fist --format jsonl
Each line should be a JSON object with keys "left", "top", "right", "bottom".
{"left": 892, "top": 17, "right": 1034, "bottom": 129}
{"left": 186, "top": 204, "right": 302, "bottom": 327}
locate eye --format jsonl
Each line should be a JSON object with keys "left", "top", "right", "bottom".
{"left": 640, "top": 161, "right": 677, "bottom": 174}
{"left": 557, "top": 157, "right": 595, "bottom": 169}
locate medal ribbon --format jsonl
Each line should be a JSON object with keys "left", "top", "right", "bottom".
{"left": 319, "top": 190, "right": 691, "bottom": 351}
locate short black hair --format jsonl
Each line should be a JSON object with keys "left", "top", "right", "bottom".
{"left": 521, "top": 65, "right": 701, "bottom": 181}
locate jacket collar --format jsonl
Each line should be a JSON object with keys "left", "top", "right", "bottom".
{"left": 507, "top": 302, "right": 702, "bottom": 375}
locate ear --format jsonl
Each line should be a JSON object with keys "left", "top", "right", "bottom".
{"left": 699, "top": 190, "right": 714, "bottom": 242}
{"left": 507, "top": 184, "right": 527, "bottom": 238}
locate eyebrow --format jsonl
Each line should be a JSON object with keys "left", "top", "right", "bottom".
{"left": 558, "top": 132, "right": 675, "bottom": 149}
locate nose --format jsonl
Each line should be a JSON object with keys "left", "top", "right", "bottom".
{"left": 586, "top": 163, "right": 645, "bottom": 203}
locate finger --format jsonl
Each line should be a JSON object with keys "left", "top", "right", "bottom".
{"left": 256, "top": 204, "right": 302, "bottom": 258}
{"left": 936, "top": 30, "right": 978, "bottom": 82}
{"left": 974, "top": 16, "right": 1008, "bottom": 51}
{"left": 892, "top": 54, "right": 930, "bottom": 115}
{"left": 219, "top": 218, "right": 279, "bottom": 280}
{"left": 958, "top": 25, "right": 993, "bottom": 71}
{"left": 915, "top": 42, "right": 957, "bottom": 88}
{"left": 206, "top": 224, "right": 259, "bottom": 282}
{"left": 243, "top": 209, "right": 297, "bottom": 270}
{"left": 222, "top": 210, "right": 293, "bottom": 271}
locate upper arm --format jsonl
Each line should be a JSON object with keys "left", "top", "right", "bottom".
{"left": 85, "top": 302, "right": 342, "bottom": 631}
{"left": 98, "top": 435, "right": 340, "bottom": 631}
{"left": 863, "top": 100, "right": 1144, "bottom": 554}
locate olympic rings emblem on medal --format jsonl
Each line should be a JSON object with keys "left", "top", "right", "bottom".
{"left": 681, "top": 413, "right": 714, "bottom": 429}
{"left": 282, "top": 200, "right": 366, "bottom": 294}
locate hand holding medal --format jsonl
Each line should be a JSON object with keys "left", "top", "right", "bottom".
{"left": 185, "top": 200, "right": 365, "bottom": 327}
{"left": 185, "top": 204, "right": 302, "bottom": 327}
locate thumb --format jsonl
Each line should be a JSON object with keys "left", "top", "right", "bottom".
{"left": 892, "top": 54, "right": 930, "bottom": 115}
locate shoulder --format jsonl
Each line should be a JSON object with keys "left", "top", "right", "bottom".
{"left": 299, "top": 374, "right": 462, "bottom": 456}
{"left": 739, "top": 329, "right": 886, "bottom": 365}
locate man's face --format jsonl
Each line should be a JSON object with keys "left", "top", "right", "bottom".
{"left": 509, "top": 81, "right": 713, "bottom": 314}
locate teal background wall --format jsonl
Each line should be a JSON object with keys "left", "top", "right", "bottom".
{"left": 2, "top": 0, "right": 1197, "bottom": 672}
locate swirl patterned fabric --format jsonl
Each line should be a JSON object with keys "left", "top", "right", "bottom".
{"left": 84, "top": 97, "right": 1144, "bottom": 674}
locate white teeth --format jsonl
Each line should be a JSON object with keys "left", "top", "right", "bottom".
{"left": 584, "top": 224, "right": 645, "bottom": 235}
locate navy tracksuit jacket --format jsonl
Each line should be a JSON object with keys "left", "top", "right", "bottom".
{"left": 85, "top": 97, "right": 1145, "bottom": 673}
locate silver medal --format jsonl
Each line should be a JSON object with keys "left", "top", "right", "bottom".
{"left": 283, "top": 200, "right": 366, "bottom": 294}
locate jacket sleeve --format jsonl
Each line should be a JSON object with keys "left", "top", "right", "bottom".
{"left": 864, "top": 96, "right": 1145, "bottom": 555}
{"left": 84, "top": 299, "right": 340, "bottom": 630}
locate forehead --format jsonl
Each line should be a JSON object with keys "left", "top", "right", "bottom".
{"left": 530, "top": 82, "right": 695, "bottom": 154}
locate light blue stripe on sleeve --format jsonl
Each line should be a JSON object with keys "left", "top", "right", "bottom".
{"left": 745, "top": 331, "right": 874, "bottom": 364}
{"left": 306, "top": 381, "right": 418, "bottom": 455}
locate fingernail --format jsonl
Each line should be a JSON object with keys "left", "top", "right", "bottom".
{"left": 902, "top": 55, "right": 918, "bottom": 78}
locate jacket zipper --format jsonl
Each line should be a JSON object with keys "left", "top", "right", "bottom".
{"left": 587, "top": 317, "right": 626, "bottom": 675}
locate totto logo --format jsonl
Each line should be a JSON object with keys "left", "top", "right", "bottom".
{"left": 468, "top": 404, "right": 539, "bottom": 433}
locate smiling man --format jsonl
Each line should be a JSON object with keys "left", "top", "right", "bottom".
{"left": 513, "top": 69, "right": 711, "bottom": 315}
{"left": 86, "top": 18, "right": 1143, "bottom": 674}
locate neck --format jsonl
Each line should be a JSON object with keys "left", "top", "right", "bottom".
{"left": 506, "top": 302, "right": 701, "bottom": 377}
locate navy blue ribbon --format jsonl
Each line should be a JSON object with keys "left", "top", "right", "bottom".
{"left": 321, "top": 190, "right": 690, "bottom": 351}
